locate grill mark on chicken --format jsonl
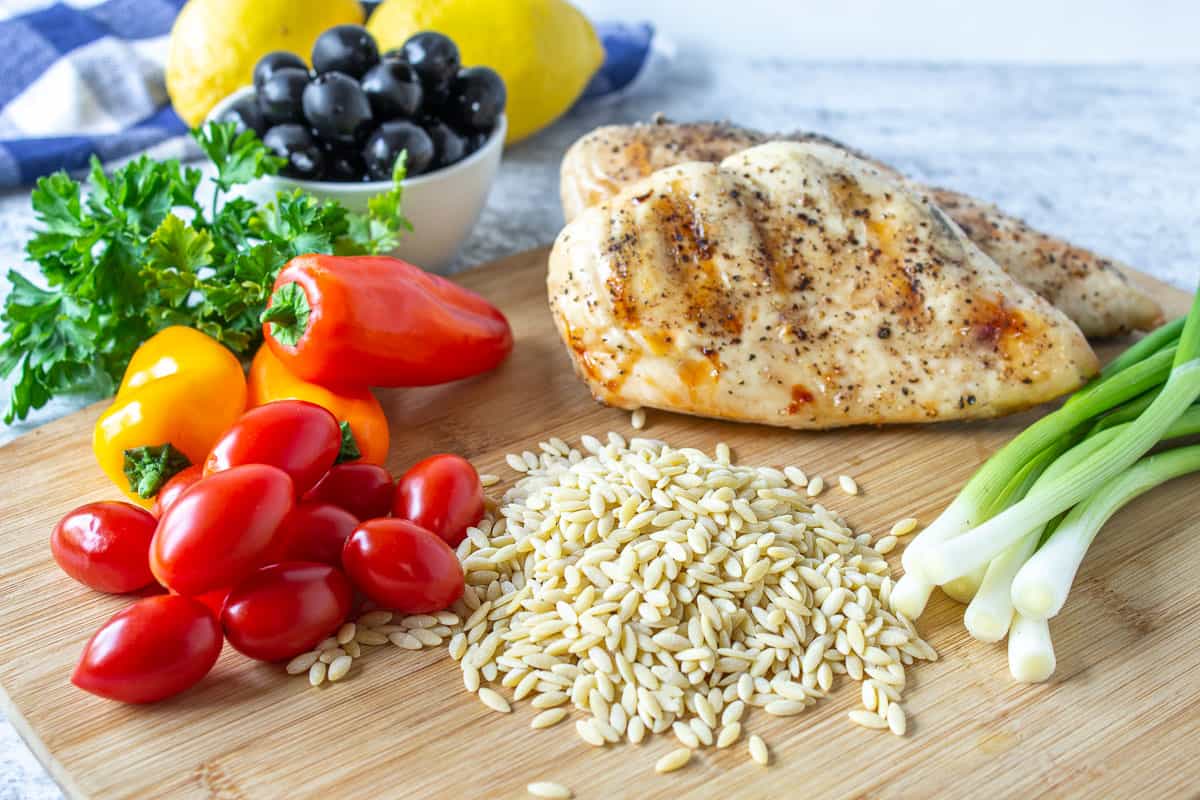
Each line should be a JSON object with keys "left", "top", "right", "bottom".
{"left": 647, "top": 182, "right": 743, "bottom": 338}
{"left": 603, "top": 205, "right": 640, "bottom": 329}
{"left": 722, "top": 169, "right": 818, "bottom": 352}
{"left": 729, "top": 180, "right": 803, "bottom": 305}
{"left": 825, "top": 172, "right": 931, "bottom": 320}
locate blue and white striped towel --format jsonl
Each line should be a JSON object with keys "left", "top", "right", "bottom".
{"left": 0, "top": 1, "right": 655, "bottom": 188}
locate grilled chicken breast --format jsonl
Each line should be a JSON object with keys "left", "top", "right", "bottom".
{"left": 548, "top": 142, "right": 1100, "bottom": 429}
{"left": 560, "top": 121, "right": 1162, "bottom": 337}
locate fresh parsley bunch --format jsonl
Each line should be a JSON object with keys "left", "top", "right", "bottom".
{"left": 0, "top": 122, "right": 412, "bottom": 422}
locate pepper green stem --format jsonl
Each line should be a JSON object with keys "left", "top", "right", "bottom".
{"left": 336, "top": 421, "right": 361, "bottom": 464}
{"left": 260, "top": 282, "right": 311, "bottom": 347}
{"left": 123, "top": 444, "right": 191, "bottom": 499}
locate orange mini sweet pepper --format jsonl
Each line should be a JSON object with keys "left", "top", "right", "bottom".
{"left": 247, "top": 345, "right": 389, "bottom": 466}
{"left": 92, "top": 327, "right": 247, "bottom": 508}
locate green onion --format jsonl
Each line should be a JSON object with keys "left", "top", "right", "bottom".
{"left": 960, "top": 429, "right": 1113, "bottom": 639}
{"left": 941, "top": 430, "right": 1085, "bottom": 608}
{"left": 900, "top": 344, "right": 1176, "bottom": 586}
{"left": 1088, "top": 388, "right": 1159, "bottom": 433}
{"left": 889, "top": 573, "right": 937, "bottom": 621}
{"left": 922, "top": 359, "right": 1200, "bottom": 585}
{"left": 1007, "top": 614, "right": 1055, "bottom": 683}
{"left": 941, "top": 567, "right": 986, "bottom": 604}
{"left": 920, "top": 290, "right": 1200, "bottom": 586}
{"left": 965, "top": 403, "right": 1200, "bottom": 641}
{"left": 892, "top": 426, "right": 1086, "bottom": 618}
{"left": 1011, "top": 442, "right": 1200, "bottom": 619}
{"left": 964, "top": 533, "right": 1042, "bottom": 642}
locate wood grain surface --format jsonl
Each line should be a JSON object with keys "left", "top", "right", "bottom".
{"left": 0, "top": 248, "right": 1195, "bottom": 800}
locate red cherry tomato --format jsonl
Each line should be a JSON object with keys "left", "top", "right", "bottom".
{"left": 221, "top": 562, "right": 353, "bottom": 661}
{"left": 71, "top": 594, "right": 222, "bottom": 703}
{"left": 274, "top": 502, "right": 359, "bottom": 567}
{"left": 152, "top": 464, "right": 203, "bottom": 517}
{"left": 189, "top": 587, "right": 231, "bottom": 617}
{"left": 393, "top": 454, "right": 484, "bottom": 546}
{"left": 150, "top": 464, "right": 294, "bottom": 596}
{"left": 304, "top": 463, "right": 394, "bottom": 520}
{"left": 51, "top": 502, "right": 157, "bottom": 594}
{"left": 204, "top": 400, "right": 341, "bottom": 495}
{"left": 342, "top": 519, "right": 464, "bottom": 613}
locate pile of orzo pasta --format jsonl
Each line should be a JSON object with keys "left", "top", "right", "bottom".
{"left": 289, "top": 432, "right": 934, "bottom": 776}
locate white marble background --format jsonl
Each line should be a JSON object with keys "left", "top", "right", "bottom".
{"left": 2, "top": 2, "right": 1199, "bottom": 796}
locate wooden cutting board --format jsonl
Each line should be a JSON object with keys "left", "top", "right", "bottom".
{"left": 0, "top": 248, "right": 1196, "bottom": 800}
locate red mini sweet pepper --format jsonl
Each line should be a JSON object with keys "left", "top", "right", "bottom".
{"left": 260, "top": 254, "right": 513, "bottom": 387}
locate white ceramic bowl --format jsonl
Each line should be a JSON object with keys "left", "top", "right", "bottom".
{"left": 206, "top": 87, "right": 505, "bottom": 273}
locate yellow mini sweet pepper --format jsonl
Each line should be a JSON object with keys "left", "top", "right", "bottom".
{"left": 93, "top": 326, "right": 247, "bottom": 508}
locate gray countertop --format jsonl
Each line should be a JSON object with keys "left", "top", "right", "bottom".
{"left": 2, "top": 56, "right": 1198, "bottom": 798}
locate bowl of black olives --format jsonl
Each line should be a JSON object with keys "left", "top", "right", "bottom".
{"left": 206, "top": 26, "right": 508, "bottom": 271}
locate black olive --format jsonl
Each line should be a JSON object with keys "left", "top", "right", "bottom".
{"left": 321, "top": 144, "right": 367, "bottom": 182}
{"left": 444, "top": 66, "right": 506, "bottom": 132}
{"left": 218, "top": 95, "right": 267, "bottom": 136}
{"left": 421, "top": 119, "right": 467, "bottom": 168}
{"left": 380, "top": 47, "right": 407, "bottom": 63}
{"left": 311, "top": 24, "right": 380, "bottom": 79}
{"left": 263, "top": 124, "right": 324, "bottom": 179}
{"left": 363, "top": 121, "right": 434, "bottom": 179}
{"left": 253, "top": 51, "right": 307, "bottom": 92}
{"left": 361, "top": 60, "right": 423, "bottom": 120}
{"left": 301, "top": 71, "right": 374, "bottom": 146}
{"left": 400, "top": 32, "right": 460, "bottom": 90}
{"left": 257, "top": 67, "right": 310, "bottom": 126}
{"left": 419, "top": 80, "right": 452, "bottom": 117}
{"left": 462, "top": 129, "right": 490, "bottom": 157}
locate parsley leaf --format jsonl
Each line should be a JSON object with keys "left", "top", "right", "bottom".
{"left": 194, "top": 124, "right": 286, "bottom": 194}
{"left": 0, "top": 121, "right": 411, "bottom": 422}
{"left": 343, "top": 151, "right": 414, "bottom": 255}
{"left": 254, "top": 190, "right": 350, "bottom": 257}
{"left": 149, "top": 214, "right": 214, "bottom": 273}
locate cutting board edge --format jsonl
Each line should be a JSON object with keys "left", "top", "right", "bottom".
{"left": 0, "top": 684, "right": 85, "bottom": 800}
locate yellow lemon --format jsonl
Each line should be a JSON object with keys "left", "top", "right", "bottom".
{"left": 166, "top": 0, "right": 363, "bottom": 127}
{"left": 367, "top": 0, "right": 603, "bottom": 143}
